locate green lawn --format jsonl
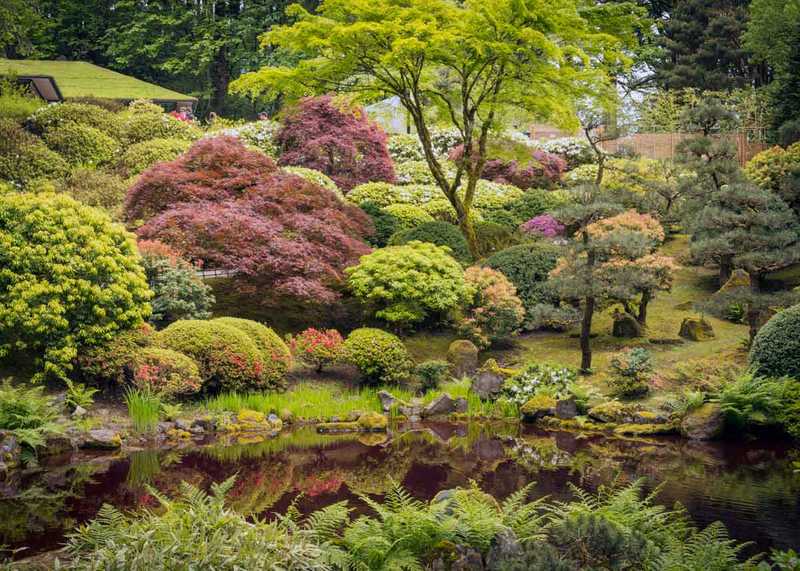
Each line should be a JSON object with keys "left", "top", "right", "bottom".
{"left": 0, "top": 59, "right": 194, "bottom": 101}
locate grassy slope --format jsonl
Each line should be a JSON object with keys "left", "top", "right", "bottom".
{"left": 0, "top": 59, "right": 194, "bottom": 100}
{"left": 405, "top": 235, "right": 749, "bottom": 394}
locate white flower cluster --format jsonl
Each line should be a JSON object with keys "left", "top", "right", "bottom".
{"left": 536, "top": 137, "right": 595, "bottom": 168}
{"left": 504, "top": 364, "right": 577, "bottom": 405}
{"left": 216, "top": 120, "right": 280, "bottom": 157}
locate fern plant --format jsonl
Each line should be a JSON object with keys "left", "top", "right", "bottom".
{"left": 0, "top": 380, "right": 62, "bottom": 452}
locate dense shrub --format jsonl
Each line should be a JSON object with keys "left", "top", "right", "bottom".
{"left": 484, "top": 243, "right": 560, "bottom": 329}
{"left": 395, "top": 160, "right": 436, "bottom": 185}
{"left": 0, "top": 80, "right": 44, "bottom": 122}
{"left": 346, "top": 241, "right": 467, "bottom": 326}
{"left": 155, "top": 319, "right": 270, "bottom": 392}
{"left": 0, "top": 119, "right": 69, "bottom": 186}
{"left": 380, "top": 204, "right": 434, "bottom": 233}
{"left": 214, "top": 119, "right": 280, "bottom": 157}
{"left": 27, "top": 102, "right": 120, "bottom": 137}
{"left": 525, "top": 304, "right": 581, "bottom": 331}
{"left": 387, "top": 133, "right": 424, "bottom": 162}
{"left": 289, "top": 328, "right": 344, "bottom": 373}
{"left": 458, "top": 266, "right": 525, "bottom": 348}
{"left": 118, "top": 100, "right": 202, "bottom": 144}
{"left": 744, "top": 143, "right": 800, "bottom": 212}
{"left": 521, "top": 213, "right": 565, "bottom": 238}
{"left": 358, "top": 200, "right": 398, "bottom": 247}
{"left": 129, "top": 137, "right": 372, "bottom": 302}
{"left": 750, "top": 304, "right": 800, "bottom": 378}
{"left": 537, "top": 137, "right": 595, "bottom": 169}
{"left": 504, "top": 363, "right": 577, "bottom": 405}
{"left": 0, "top": 192, "right": 151, "bottom": 381}
{"left": 487, "top": 189, "right": 565, "bottom": 228}
{"left": 137, "top": 240, "right": 215, "bottom": 327}
{"left": 414, "top": 360, "right": 451, "bottom": 391}
{"left": 117, "top": 138, "right": 191, "bottom": 177}
{"left": 342, "top": 328, "right": 412, "bottom": 384}
{"left": 212, "top": 317, "right": 292, "bottom": 390}
{"left": 282, "top": 166, "right": 342, "bottom": 197}
{"left": 77, "top": 324, "right": 154, "bottom": 384}
{"left": 57, "top": 168, "right": 129, "bottom": 217}
{"left": 608, "top": 348, "right": 652, "bottom": 397}
{"left": 479, "top": 150, "right": 566, "bottom": 189}
{"left": 347, "top": 182, "right": 439, "bottom": 207}
{"left": 420, "top": 198, "right": 460, "bottom": 223}
{"left": 388, "top": 221, "right": 472, "bottom": 263}
{"left": 277, "top": 95, "right": 395, "bottom": 191}
{"left": 67, "top": 96, "right": 126, "bottom": 113}
{"left": 474, "top": 222, "right": 522, "bottom": 257}
{"left": 130, "top": 347, "right": 203, "bottom": 399}
{"left": 43, "top": 123, "right": 119, "bottom": 167}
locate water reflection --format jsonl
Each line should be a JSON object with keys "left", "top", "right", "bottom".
{"left": 1, "top": 423, "right": 798, "bottom": 559}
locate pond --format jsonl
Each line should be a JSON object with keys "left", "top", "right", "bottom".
{"left": 3, "top": 422, "right": 799, "bottom": 560}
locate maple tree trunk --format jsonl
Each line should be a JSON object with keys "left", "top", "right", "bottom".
{"left": 637, "top": 290, "right": 652, "bottom": 326}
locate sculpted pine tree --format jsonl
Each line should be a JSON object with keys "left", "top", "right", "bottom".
{"left": 692, "top": 182, "right": 800, "bottom": 341}
{"left": 231, "top": 0, "right": 641, "bottom": 257}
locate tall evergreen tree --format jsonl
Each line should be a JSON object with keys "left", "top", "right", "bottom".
{"left": 657, "top": 0, "right": 763, "bottom": 90}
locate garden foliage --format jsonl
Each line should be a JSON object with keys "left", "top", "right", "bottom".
{"left": 458, "top": 266, "right": 525, "bottom": 349}
{"left": 342, "top": 328, "right": 412, "bottom": 385}
{"left": 289, "top": 328, "right": 344, "bottom": 373}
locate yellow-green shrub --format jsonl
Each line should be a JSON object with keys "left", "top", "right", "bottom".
{"left": 117, "top": 137, "right": 191, "bottom": 177}
{"left": 44, "top": 123, "right": 119, "bottom": 167}
{"left": 342, "top": 328, "right": 412, "bottom": 385}
{"left": 212, "top": 317, "right": 291, "bottom": 390}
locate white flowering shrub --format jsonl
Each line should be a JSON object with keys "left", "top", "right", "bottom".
{"left": 387, "top": 134, "right": 425, "bottom": 162}
{"left": 564, "top": 163, "right": 599, "bottom": 185}
{"left": 429, "top": 126, "right": 462, "bottom": 157}
{"left": 503, "top": 363, "right": 577, "bottom": 405}
{"left": 537, "top": 137, "right": 595, "bottom": 169}
{"left": 215, "top": 120, "right": 281, "bottom": 157}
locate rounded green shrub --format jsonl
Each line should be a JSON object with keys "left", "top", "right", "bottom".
{"left": 342, "top": 327, "right": 412, "bottom": 384}
{"left": 0, "top": 119, "right": 69, "bottom": 186}
{"left": 388, "top": 221, "right": 471, "bottom": 263}
{"left": 395, "top": 160, "right": 436, "bottom": 185}
{"left": 346, "top": 241, "right": 467, "bottom": 326}
{"left": 0, "top": 191, "right": 152, "bottom": 381}
{"left": 130, "top": 347, "right": 203, "bottom": 399}
{"left": 57, "top": 168, "right": 129, "bottom": 218}
{"left": 119, "top": 101, "right": 202, "bottom": 144}
{"left": 117, "top": 137, "right": 191, "bottom": 177}
{"left": 44, "top": 123, "right": 119, "bottom": 167}
{"left": 484, "top": 189, "right": 564, "bottom": 228}
{"left": 27, "top": 102, "right": 121, "bottom": 137}
{"left": 155, "top": 319, "right": 270, "bottom": 392}
{"left": 380, "top": 204, "right": 433, "bottom": 233}
{"left": 484, "top": 243, "right": 560, "bottom": 329}
{"left": 78, "top": 323, "right": 154, "bottom": 383}
{"left": 283, "top": 166, "right": 342, "bottom": 198}
{"left": 474, "top": 221, "right": 522, "bottom": 257}
{"left": 359, "top": 200, "right": 398, "bottom": 247}
{"left": 347, "top": 182, "right": 439, "bottom": 207}
{"left": 212, "top": 317, "right": 292, "bottom": 390}
{"left": 750, "top": 304, "right": 800, "bottom": 378}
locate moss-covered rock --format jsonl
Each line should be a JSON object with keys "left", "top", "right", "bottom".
{"left": 587, "top": 401, "right": 641, "bottom": 424}
{"left": 679, "top": 316, "right": 715, "bottom": 341}
{"left": 316, "top": 421, "right": 360, "bottom": 434}
{"left": 680, "top": 403, "right": 724, "bottom": 440}
{"left": 357, "top": 412, "right": 388, "bottom": 432}
{"left": 447, "top": 339, "right": 479, "bottom": 377}
{"left": 613, "top": 423, "right": 677, "bottom": 436}
{"left": 520, "top": 394, "right": 557, "bottom": 421}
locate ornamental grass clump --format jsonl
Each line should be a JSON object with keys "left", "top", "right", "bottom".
{"left": 125, "top": 388, "right": 162, "bottom": 433}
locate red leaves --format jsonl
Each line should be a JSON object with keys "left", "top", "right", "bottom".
{"left": 129, "top": 136, "right": 373, "bottom": 302}
{"left": 276, "top": 95, "right": 396, "bottom": 191}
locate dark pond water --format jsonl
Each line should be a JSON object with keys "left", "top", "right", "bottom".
{"left": 2, "top": 422, "right": 799, "bottom": 560}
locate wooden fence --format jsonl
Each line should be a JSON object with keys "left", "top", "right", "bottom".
{"left": 598, "top": 132, "right": 768, "bottom": 166}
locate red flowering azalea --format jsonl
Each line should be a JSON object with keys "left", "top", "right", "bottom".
{"left": 289, "top": 328, "right": 344, "bottom": 372}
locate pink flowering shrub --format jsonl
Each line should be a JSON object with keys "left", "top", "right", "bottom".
{"left": 289, "top": 328, "right": 344, "bottom": 373}
{"left": 458, "top": 266, "right": 525, "bottom": 349}
{"left": 474, "top": 150, "right": 566, "bottom": 190}
{"left": 277, "top": 95, "right": 395, "bottom": 191}
{"left": 521, "top": 214, "right": 565, "bottom": 238}
{"left": 130, "top": 347, "right": 203, "bottom": 399}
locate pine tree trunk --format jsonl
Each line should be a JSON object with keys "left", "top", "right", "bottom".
{"left": 637, "top": 290, "right": 652, "bottom": 326}
{"left": 210, "top": 48, "right": 230, "bottom": 114}
{"left": 580, "top": 297, "right": 595, "bottom": 374}
{"left": 718, "top": 255, "right": 733, "bottom": 286}
{"left": 746, "top": 272, "right": 763, "bottom": 345}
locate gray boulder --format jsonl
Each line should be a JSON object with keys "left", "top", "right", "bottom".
{"left": 81, "top": 429, "right": 121, "bottom": 450}
{"left": 680, "top": 403, "right": 724, "bottom": 440}
{"left": 423, "top": 393, "right": 457, "bottom": 418}
{"left": 378, "top": 390, "right": 402, "bottom": 413}
{"left": 555, "top": 397, "right": 578, "bottom": 419}
{"left": 471, "top": 370, "right": 505, "bottom": 400}
{"left": 486, "top": 529, "right": 523, "bottom": 570}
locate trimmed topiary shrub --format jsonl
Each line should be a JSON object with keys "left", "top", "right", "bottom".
{"left": 458, "top": 266, "right": 525, "bottom": 348}
{"left": 395, "top": 160, "right": 436, "bottom": 185}
{"left": 155, "top": 319, "right": 270, "bottom": 392}
{"left": 57, "top": 168, "right": 129, "bottom": 218}
{"left": 117, "top": 138, "right": 191, "bottom": 177}
{"left": 130, "top": 347, "right": 203, "bottom": 399}
{"left": 212, "top": 317, "right": 292, "bottom": 390}
{"left": 346, "top": 241, "right": 468, "bottom": 326}
{"left": 484, "top": 243, "right": 560, "bottom": 329}
{"left": 277, "top": 95, "right": 395, "bottom": 191}
{"left": 380, "top": 204, "right": 434, "bottom": 234}
{"left": 0, "top": 119, "right": 69, "bottom": 186}
{"left": 27, "top": 102, "right": 121, "bottom": 137}
{"left": 0, "top": 191, "right": 152, "bottom": 381}
{"left": 43, "top": 123, "right": 119, "bottom": 167}
{"left": 347, "top": 182, "right": 440, "bottom": 207}
{"left": 342, "top": 328, "right": 412, "bottom": 385}
{"left": 388, "top": 221, "right": 472, "bottom": 264}
{"left": 118, "top": 100, "right": 202, "bottom": 145}
{"left": 750, "top": 304, "right": 800, "bottom": 378}
{"left": 137, "top": 240, "right": 215, "bottom": 327}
